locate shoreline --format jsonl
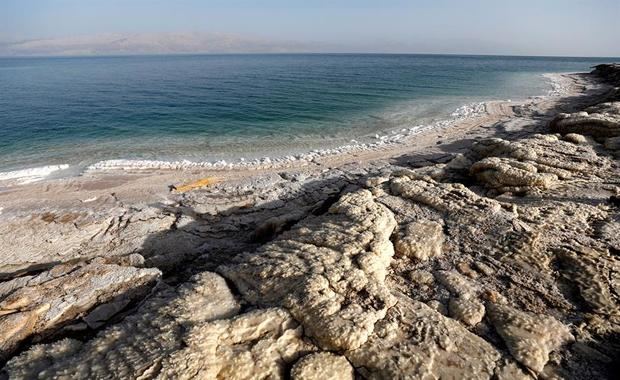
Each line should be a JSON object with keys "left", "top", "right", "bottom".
{"left": 0, "top": 71, "right": 591, "bottom": 187}
{"left": 0, "top": 72, "right": 603, "bottom": 202}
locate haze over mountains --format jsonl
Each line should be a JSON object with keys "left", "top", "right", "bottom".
{"left": 0, "top": 32, "right": 320, "bottom": 56}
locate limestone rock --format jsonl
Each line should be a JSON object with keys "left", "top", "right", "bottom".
{"left": 220, "top": 189, "right": 397, "bottom": 351}
{"left": 449, "top": 297, "right": 485, "bottom": 327}
{"left": 436, "top": 270, "right": 479, "bottom": 299}
{"left": 488, "top": 303, "right": 574, "bottom": 373}
{"left": 550, "top": 102, "right": 620, "bottom": 138}
{"left": 390, "top": 176, "right": 502, "bottom": 216}
{"left": 347, "top": 296, "right": 503, "bottom": 379}
{"left": 409, "top": 270, "right": 434, "bottom": 285}
{"left": 592, "top": 63, "right": 620, "bottom": 86}
{"left": 563, "top": 133, "right": 589, "bottom": 145}
{"left": 0, "top": 205, "right": 179, "bottom": 277}
{"left": 557, "top": 247, "right": 620, "bottom": 316}
{"left": 470, "top": 134, "right": 612, "bottom": 188}
{"left": 4, "top": 271, "right": 240, "bottom": 379}
{"left": 291, "top": 352, "right": 354, "bottom": 380}
{"left": 0, "top": 262, "right": 160, "bottom": 360}
{"left": 394, "top": 220, "right": 444, "bottom": 261}
{"left": 470, "top": 157, "right": 558, "bottom": 192}
{"left": 159, "top": 308, "right": 315, "bottom": 380}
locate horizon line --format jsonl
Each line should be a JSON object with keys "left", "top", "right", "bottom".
{"left": 1, "top": 52, "right": 619, "bottom": 60}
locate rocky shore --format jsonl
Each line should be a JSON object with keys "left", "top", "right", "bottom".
{"left": 1, "top": 64, "right": 619, "bottom": 379}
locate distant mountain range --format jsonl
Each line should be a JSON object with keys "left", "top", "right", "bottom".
{"left": 0, "top": 32, "right": 321, "bottom": 56}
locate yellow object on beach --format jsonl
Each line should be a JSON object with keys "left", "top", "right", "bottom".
{"left": 174, "top": 177, "right": 221, "bottom": 192}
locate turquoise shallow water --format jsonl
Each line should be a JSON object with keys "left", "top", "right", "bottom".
{"left": 0, "top": 54, "right": 615, "bottom": 174}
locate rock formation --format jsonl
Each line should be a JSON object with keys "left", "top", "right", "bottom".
{"left": 220, "top": 190, "right": 398, "bottom": 351}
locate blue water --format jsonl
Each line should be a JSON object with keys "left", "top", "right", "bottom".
{"left": 0, "top": 54, "right": 615, "bottom": 173}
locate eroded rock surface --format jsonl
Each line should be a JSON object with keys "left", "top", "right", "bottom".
{"left": 291, "top": 352, "right": 354, "bottom": 380}
{"left": 346, "top": 296, "right": 506, "bottom": 379}
{"left": 394, "top": 220, "right": 444, "bottom": 261}
{"left": 551, "top": 102, "right": 620, "bottom": 138}
{"left": 0, "top": 261, "right": 160, "bottom": 361}
{"left": 488, "top": 303, "right": 574, "bottom": 373}
{"left": 4, "top": 271, "right": 239, "bottom": 379}
{"left": 160, "top": 308, "right": 315, "bottom": 380}
{"left": 220, "top": 190, "right": 397, "bottom": 351}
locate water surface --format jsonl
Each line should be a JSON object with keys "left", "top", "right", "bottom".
{"left": 0, "top": 54, "right": 614, "bottom": 174}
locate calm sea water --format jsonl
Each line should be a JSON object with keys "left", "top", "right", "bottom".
{"left": 0, "top": 54, "right": 614, "bottom": 175}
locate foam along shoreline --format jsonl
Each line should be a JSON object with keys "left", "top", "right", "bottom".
{"left": 83, "top": 73, "right": 571, "bottom": 174}
{"left": 84, "top": 103, "right": 487, "bottom": 173}
{"left": 0, "top": 164, "right": 70, "bottom": 185}
{"left": 0, "top": 72, "right": 572, "bottom": 184}
{"left": 85, "top": 84, "right": 556, "bottom": 174}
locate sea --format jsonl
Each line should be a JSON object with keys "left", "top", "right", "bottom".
{"left": 0, "top": 54, "right": 615, "bottom": 183}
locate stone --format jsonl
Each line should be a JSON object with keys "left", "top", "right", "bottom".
{"left": 550, "top": 102, "right": 620, "bottom": 138}
{"left": 347, "top": 296, "right": 503, "bottom": 379}
{"left": 159, "top": 308, "right": 315, "bottom": 380}
{"left": 394, "top": 220, "right": 444, "bottom": 261}
{"left": 449, "top": 297, "right": 485, "bottom": 327}
{"left": 220, "top": 190, "right": 397, "bottom": 351}
{"left": 604, "top": 136, "right": 620, "bottom": 150}
{"left": 0, "top": 262, "right": 160, "bottom": 360}
{"left": 471, "top": 157, "right": 559, "bottom": 192}
{"left": 563, "top": 133, "right": 589, "bottom": 144}
{"left": 488, "top": 303, "right": 574, "bottom": 373}
{"left": 4, "top": 272, "right": 240, "bottom": 379}
{"left": 409, "top": 270, "right": 434, "bottom": 285}
{"left": 291, "top": 352, "right": 354, "bottom": 380}
{"left": 557, "top": 247, "right": 620, "bottom": 316}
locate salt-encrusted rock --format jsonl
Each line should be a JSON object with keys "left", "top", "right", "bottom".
{"left": 433, "top": 270, "right": 486, "bottom": 326}
{"left": 436, "top": 270, "right": 479, "bottom": 299}
{"left": 175, "top": 272, "right": 242, "bottom": 324}
{"left": 592, "top": 63, "right": 620, "bottom": 86}
{"left": 159, "top": 308, "right": 315, "bottom": 380}
{"left": 557, "top": 247, "right": 620, "bottom": 316}
{"left": 220, "top": 190, "right": 397, "bottom": 351}
{"left": 291, "top": 352, "right": 354, "bottom": 380}
{"left": 550, "top": 102, "right": 620, "bottom": 138}
{"left": 347, "top": 297, "right": 503, "bottom": 379}
{"left": 470, "top": 134, "right": 613, "bottom": 188}
{"left": 0, "top": 205, "right": 180, "bottom": 277}
{"left": 488, "top": 303, "right": 574, "bottom": 373}
{"left": 563, "top": 133, "right": 589, "bottom": 144}
{"left": 390, "top": 176, "right": 502, "bottom": 216}
{"left": 449, "top": 297, "right": 485, "bottom": 327}
{"left": 494, "top": 360, "right": 534, "bottom": 380}
{"left": 409, "top": 269, "right": 434, "bottom": 285}
{"left": 4, "top": 271, "right": 240, "bottom": 379}
{"left": 0, "top": 262, "right": 160, "bottom": 360}
{"left": 394, "top": 220, "right": 444, "bottom": 261}
{"left": 470, "top": 157, "right": 558, "bottom": 192}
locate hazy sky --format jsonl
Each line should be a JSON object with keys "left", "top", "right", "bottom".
{"left": 1, "top": 0, "right": 619, "bottom": 56}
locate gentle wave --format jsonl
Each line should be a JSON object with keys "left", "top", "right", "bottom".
{"left": 5, "top": 73, "right": 573, "bottom": 182}
{"left": 84, "top": 72, "right": 572, "bottom": 174}
{"left": 0, "top": 164, "right": 70, "bottom": 185}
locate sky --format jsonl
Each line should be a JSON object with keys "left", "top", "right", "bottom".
{"left": 1, "top": 0, "right": 619, "bottom": 57}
